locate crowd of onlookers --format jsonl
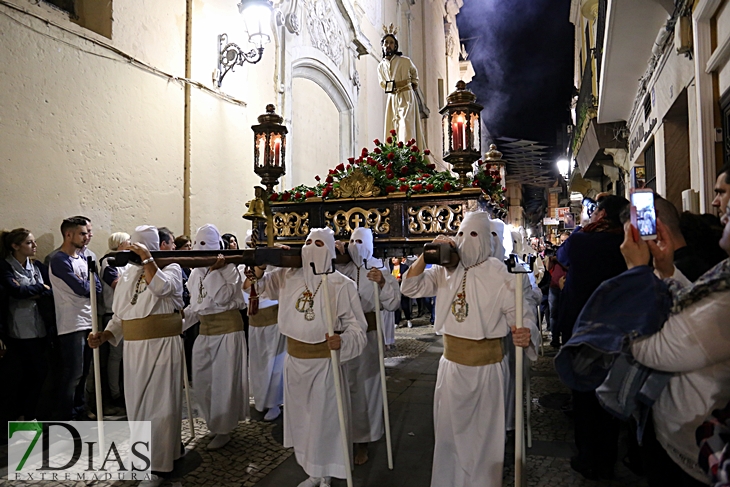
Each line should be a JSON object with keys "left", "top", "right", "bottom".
{"left": 529, "top": 162, "right": 730, "bottom": 486}
{"left": 0, "top": 218, "right": 244, "bottom": 425}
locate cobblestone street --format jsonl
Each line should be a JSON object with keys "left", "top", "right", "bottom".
{"left": 2, "top": 320, "right": 650, "bottom": 486}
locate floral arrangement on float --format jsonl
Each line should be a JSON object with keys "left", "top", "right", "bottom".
{"left": 268, "top": 129, "right": 506, "bottom": 210}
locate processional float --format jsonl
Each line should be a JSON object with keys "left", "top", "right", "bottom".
{"left": 106, "top": 83, "right": 531, "bottom": 486}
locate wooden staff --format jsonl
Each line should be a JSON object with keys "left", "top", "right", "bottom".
{"left": 87, "top": 257, "right": 105, "bottom": 460}
{"left": 363, "top": 259, "right": 393, "bottom": 469}
{"left": 181, "top": 349, "right": 196, "bottom": 441}
{"left": 314, "top": 261, "right": 353, "bottom": 487}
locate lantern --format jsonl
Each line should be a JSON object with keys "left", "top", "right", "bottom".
{"left": 251, "top": 104, "right": 287, "bottom": 192}
{"left": 440, "top": 80, "right": 484, "bottom": 187}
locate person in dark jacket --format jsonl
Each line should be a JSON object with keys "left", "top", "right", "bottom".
{"left": 0, "top": 228, "right": 53, "bottom": 420}
{"left": 557, "top": 194, "right": 630, "bottom": 480}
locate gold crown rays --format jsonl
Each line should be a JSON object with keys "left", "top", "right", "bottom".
{"left": 382, "top": 23, "right": 398, "bottom": 37}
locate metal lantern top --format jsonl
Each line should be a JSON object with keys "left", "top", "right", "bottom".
{"left": 439, "top": 81, "right": 484, "bottom": 187}
{"left": 251, "top": 104, "right": 288, "bottom": 192}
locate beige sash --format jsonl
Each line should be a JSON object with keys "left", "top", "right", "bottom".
{"left": 122, "top": 312, "right": 182, "bottom": 341}
{"left": 364, "top": 312, "right": 378, "bottom": 333}
{"left": 287, "top": 337, "right": 331, "bottom": 359}
{"left": 199, "top": 309, "right": 244, "bottom": 336}
{"left": 249, "top": 305, "right": 279, "bottom": 328}
{"left": 443, "top": 334, "right": 503, "bottom": 367}
{"left": 393, "top": 79, "right": 413, "bottom": 93}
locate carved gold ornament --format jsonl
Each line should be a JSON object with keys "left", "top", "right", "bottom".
{"left": 325, "top": 207, "right": 390, "bottom": 235}
{"left": 332, "top": 169, "right": 382, "bottom": 198}
{"left": 273, "top": 212, "right": 309, "bottom": 237}
{"left": 408, "top": 205, "right": 463, "bottom": 234}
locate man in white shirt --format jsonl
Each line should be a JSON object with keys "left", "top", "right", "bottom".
{"left": 245, "top": 227, "right": 368, "bottom": 487}
{"left": 88, "top": 225, "right": 184, "bottom": 484}
{"left": 49, "top": 216, "right": 101, "bottom": 420}
{"left": 183, "top": 224, "right": 249, "bottom": 451}
{"left": 401, "top": 211, "right": 537, "bottom": 487}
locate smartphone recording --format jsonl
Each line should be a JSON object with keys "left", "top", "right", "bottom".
{"left": 631, "top": 190, "right": 657, "bottom": 240}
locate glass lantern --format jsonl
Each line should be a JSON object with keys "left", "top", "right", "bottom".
{"left": 439, "top": 80, "right": 484, "bottom": 187}
{"left": 251, "top": 104, "right": 287, "bottom": 192}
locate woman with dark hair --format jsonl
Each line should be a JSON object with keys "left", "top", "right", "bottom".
{"left": 174, "top": 235, "right": 192, "bottom": 251}
{"left": 221, "top": 233, "right": 239, "bottom": 250}
{"left": 0, "top": 228, "right": 53, "bottom": 420}
{"left": 557, "top": 194, "right": 630, "bottom": 480}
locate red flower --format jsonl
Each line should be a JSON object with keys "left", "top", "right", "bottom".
{"left": 409, "top": 155, "right": 417, "bottom": 163}
{"left": 346, "top": 164, "right": 352, "bottom": 170}
{"left": 398, "top": 141, "right": 404, "bottom": 148}
{"left": 411, "top": 146, "right": 419, "bottom": 152}
{"left": 386, "top": 170, "right": 395, "bottom": 179}
{"left": 399, "top": 184, "right": 409, "bottom": 192}
{"left": 282, "top": 192, "right": 291, "bottom": 201}
{"left": 390, "top": 129, "right": 397, "bottom": 136}
{"left": 315, "top": 175, "right": 321, "bottom": 182}
{"left": 400, "top": 166, "right": 409, "bottom": 175}
{"left": 386, "top": 185, "right": 396, "bottom": 193}
{"left": 477, "top": 159, "right": 483, "bottom": 166}
{"left": 322, "top": 189, "right": 330, "bottom": 198}
{"left": 413, "top": 183, "right": 423, "bottom": 192}
{"left": 472, "top": 180, "right": 480, "bottom": 188}
{"left": 329, "top": 169, "right": 335, "bottom": 175}
{"left": 387, "top": 163, "right": 394, "bottom": 171}
{"left": 427, "top": 163, "right": 436, "bottom": 170}
{"left": 367, "top": 157, "right": 376, "bottom": 166}
{"left": 426, "top": 184, "right": 434, "bottom": 191}
{"left": 399, "top": 177, "right": 407, "bottom": 182}
{"left": 295, "top": 192, "right": 303, "bottom": 199}
{"left": 337, "top": 163, "right": 346, "bottom": 171}
{"left": 443, "top": 182, "right": 452, "bottom": 191}
{"left": 387, "top": 153, "right": 395, "bottom": 160}
{"left": 326, "top": 175, "right": 334, "bottom": 183}
{"left": 373, "top": 139, "right": 381, "bottom": 146}
{"left": 347, "top": 158, "right": 355, "bottom": 164}
{"left": 305, "top": 190, "right": 315, "bottom": 198}
{"left": 502, "top": 186, "right": 506, "bottom": 192}
{"left": 373, "top": 147, "right": 382, "bottom": 154}
{"left": 386, "top": 137, "right": 393, "bottom": 144}
{"left": 406, "top": 139, "right": 414, "bottom": 147}
{"left": 269, "top": 193, "right": 278, "bottom": 201}
{"left": 424, "top": 149, "right": 431, "bottom": 155}
{"left": 377, "top": 163, "right": 385, "bottom": 171}
{"left": 361, "top": 148, "right": 368, "bottom": 157}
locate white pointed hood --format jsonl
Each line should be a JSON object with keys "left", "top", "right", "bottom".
{"left": 348, "top": 227, "right": 374, "bottom": 267}
{"left": 453, "top": 211, "right": 492, "bottom": 268}
{"left": 193, "top": 224, "right": 222, "bottom": 251}
{"left": 301, "top": 227, "right": 336, "bottom": 289}
{"left": 132, "top": 225, "right": 160, "bottom": 252}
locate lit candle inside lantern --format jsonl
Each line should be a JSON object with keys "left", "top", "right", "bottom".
{"left": 273, "top": 136, "right": 281, "bottom": 166}
{"left": 257, "top": 136, "right": 266, "bottom": 165}
{"left": 458, "top": 114, "right": 466, "bottom": 150}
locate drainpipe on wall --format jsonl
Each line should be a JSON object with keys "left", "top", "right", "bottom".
{"left": 183, "top": 0, "right": 193, "bottom": 236}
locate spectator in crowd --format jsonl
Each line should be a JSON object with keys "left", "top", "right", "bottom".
{"left": 174, "top": 235, "right": 192, "bottom": 251}
{"left": 158, "top": 227, "right": 176, "bottom": 251}
{"left": 712, "top": 162, "right": 730, "bottom": 215}
{"left": 546, "top": 249, "right": 566, "bottom": 348}
{"left": 390, "top": 257, "right": 412, "bottom": 327}
{"left": 221, "top": 233, "right": 239, "bottom": 250}
{"left": 49, "top": 217, "right": 102, "bottom": 420}
{"left": 621, "top": 206, "right": 730, "bottom": 486}
{"left": 0, "top": 228, "right": 53, "bottom": 420}
{"left": 45, "top": 215, "right": 96, "bottom": 265}
{"left": 558, "top": 194, "right": 630, "bottom": 480}
{"left": 655, "top": 195, "right": 712, "bottom": 282}
{"left": 97, "top": 232, "right": 130, "bottom": 414}
{"left": 681, "top": 212, "right": 728, "bottom": 270}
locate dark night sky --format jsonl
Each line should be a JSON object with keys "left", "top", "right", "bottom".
{"left": 456, "top": 0, "right": 575, "bottom": 144}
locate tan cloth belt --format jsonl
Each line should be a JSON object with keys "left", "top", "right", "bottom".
{"left": 249, "top": 305, "right": 279, "bottom": 328}
{"left": 122, "top": 312, "right": 182, "bottom": 341}
{"left": 443, "top": 334, "right": 503, "bottom": 367}
{"left": 199, "top": 309, "right": 244, "bottom": 336}
{"left": 364, "top": 312, "right": 378, "bottom": 333}
{"left": 287, "top": 337, "right": 331, "bottom": 359}
{"left": 393, "top": 79, "right": 413, "bottom": 93}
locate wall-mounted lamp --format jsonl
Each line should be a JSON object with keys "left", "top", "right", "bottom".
{"left": 214, "top": 0, "right": 274, "bottom": 88}
{"left": 557, "top": 158, "right": 571, "bottom": 180}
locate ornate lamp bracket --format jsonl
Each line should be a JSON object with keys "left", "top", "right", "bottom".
{"left": 215, "top": 33, "right": 265, "bottom": 88}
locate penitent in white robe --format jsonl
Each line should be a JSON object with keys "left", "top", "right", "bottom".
{"left": 243, "top": 283, "right": 286, "bottom": 412}
{"left": 106, "top": 263, "right": 184, "bottom": 473}
{"left": 184, "top": 263, "right": 249, "bottom": 435}
{"left": 401, "top": 259, "right": 538, "bottom": 487}
{"left": 377, "top": 55, "right": 425, "bottom": 150}
{"left": 258, "top": 267, "right": 367, "bottom": 479}
{"left": 337, "top": 259, "right": 400, "bottom": 443}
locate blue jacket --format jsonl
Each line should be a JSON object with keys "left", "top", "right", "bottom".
{"left": 555, "top": 266, "right": 673, "bottom": 438}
